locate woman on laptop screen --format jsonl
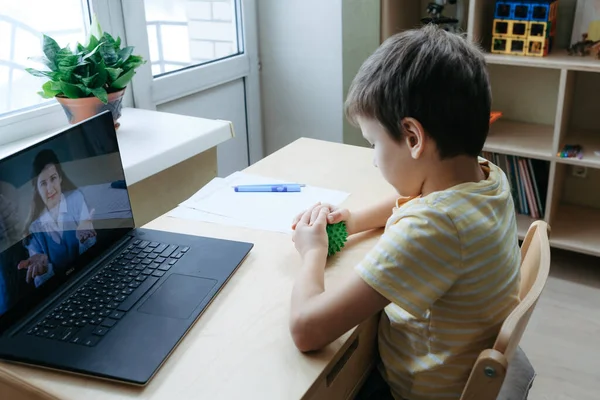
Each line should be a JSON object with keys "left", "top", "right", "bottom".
{"left": 17, "top": 149, "right": 97, "bottom": 288}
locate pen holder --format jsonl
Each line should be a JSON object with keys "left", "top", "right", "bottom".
{"left": 326, "top": 222, "right": 348, "bottom": 257}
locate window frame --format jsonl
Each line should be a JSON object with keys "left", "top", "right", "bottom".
{"left": 121, "top": 0, "right": 250, "bottom": 107}
{"left": 121, "top": 0, "right": 263, "bottom": 163}
{"left": 0, "top": 0, "right": 263, "bottom": 163}
{"left": 0, "top": 0, "right": 133, "bottom": 144}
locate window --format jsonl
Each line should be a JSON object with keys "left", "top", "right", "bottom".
{"left": 144, "top": 0, "right": 242, "bottom": 77}
{"left": 0, "top": 1, "right": 90, "bottom": 118}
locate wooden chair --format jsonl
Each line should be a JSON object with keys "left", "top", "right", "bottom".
{"left": 460, "top": 220, "right": 551, "bottom": 400}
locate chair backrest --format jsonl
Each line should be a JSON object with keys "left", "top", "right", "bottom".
{"left": 460, "top": 220, "right": 551, "bottom": 400}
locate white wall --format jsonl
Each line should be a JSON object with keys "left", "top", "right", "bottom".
{"left": 257, "top": 0, "right": 345, "bottom": 155}
{"left": 157, "top": 78, "right": 249, "bottom": 177}
{"left": 342, "top": 0, "right": 381, "bottom": 147}
{"left": 257, "top": 0, "right": 381, "bottom": 155}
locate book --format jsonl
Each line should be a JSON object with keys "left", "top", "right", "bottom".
{"left": 479, "top": 151, "right": 549, "bottom": 219}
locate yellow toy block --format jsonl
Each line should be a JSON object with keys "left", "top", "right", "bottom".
{"left": 493, "top": 19, "right": 511, "bottom": 37}
{"left": 511, "top": 20, "right": 529, "bottom": 38}
{"left": 529, "top": 21, "right": 548, "bottom": 38}
{"left": 526, "top": 36, "right": 549, "bottom": 57}
{"left": 491, "top": 36, "right": 510, "bottom": 54}
{"left": 507, "top": 37, "right": 527, "bottom": 55}
{"left": 492, "top": 36, "right": 526, "bottom": 55}
{"left": 493, "top": 19, "right": 528, "bottom": 38}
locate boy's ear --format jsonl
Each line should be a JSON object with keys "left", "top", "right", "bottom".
{"left": 401, "top": 118, "right": 426, "bottom": 159}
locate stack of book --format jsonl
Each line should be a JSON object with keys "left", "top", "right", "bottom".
{"left": 481, "top": 152, "right": 549, "bottom": 219}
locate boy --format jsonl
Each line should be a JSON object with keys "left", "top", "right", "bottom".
{"left": 289, "top": 24, "right": 521, "bottom": 400}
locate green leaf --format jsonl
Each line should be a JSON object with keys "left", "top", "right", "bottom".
{"left": 42, "top": 35, "right": 61, "bottom": 70}
{"left": 122, "top": 55, "right": 145, "bottom": 71}
{"left": 28, "top": 55, "right": 54, "bottom": 71}
{"left": 25, "top": 68, "right": 45, "bottom": 77}
{"left": 59, "top": 81, "right": 85, "bottom": 98}
{"left": 56, "top": 47, "right": 76, "bottom": 67}
{"left": 90, "top": 87, "right": 108, "bottom": 104}
{"left": 115, "top": 36, "right": 121, "bottom": 49}
{"left": 83, "top": 41, "right": 103, "bottom": 60}
{"left": 38, "top": 81, "right": 62, "bottom": 98}
{"left": 106, "top": 67, "right": 123, "bottom": 81}
{"left": 55, "top": 47, "right": 88, "bottom": 82}
{"left": 76, "top": 42, "right": 85, "bottom": 53}
{"left": 100, "top": 40, "right": 118, "bottom": 66}
{"left": 89, "top": 14, "right": 103, "bottom": 44}
{"left": 110, "top": 68, "right": 135, "bottom": 89}
{"left": 25, "top": 68, "right": 59, "bottom": 80}
{"left": 118, "top": 46, "right": 134, "bottom": 63}
{"left": 93, "top": 62, "right": 108, "bottom": 87}
{"left": 74, "top": 84, "right": 93, "bottom": 96}
{"left": 102, "top": 32, "right": 116, "bottom": 45}
{"left": 72, "top": 62, "right": 89, "bottom": 79}
{"left": 81, "top": 73, "right": 98, "bottom": 86}
{"left": 87, "top": 34, "right": 99, "bottom": 52}
{"left": 50, "top": 81, "right": 61, "bottom": 91}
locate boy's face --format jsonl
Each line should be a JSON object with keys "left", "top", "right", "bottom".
{"left": 358, "top": 116, "right": 427, "bottom": 197}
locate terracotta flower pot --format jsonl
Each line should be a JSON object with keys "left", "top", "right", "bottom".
{"left": 56, "top": 88, "right": 126, "bottom": 130}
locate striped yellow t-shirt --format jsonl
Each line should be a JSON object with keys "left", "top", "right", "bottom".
{"left": 356, "top": 159, "right": 521, "bottom": 400}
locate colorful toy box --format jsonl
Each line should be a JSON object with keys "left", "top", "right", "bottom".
{"left": 491, "top": 0, "right": 558, "bottom": 57}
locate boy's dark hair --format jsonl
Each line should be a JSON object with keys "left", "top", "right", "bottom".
{"left": 345, "top": 24, "right": 491, "bottom": 159}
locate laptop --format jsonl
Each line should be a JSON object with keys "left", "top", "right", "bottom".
{"left": 0, "top": 110, "right": 253, "bottom": 385}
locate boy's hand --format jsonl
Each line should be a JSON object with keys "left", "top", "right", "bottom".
{"left": 292, "top": 203, "right": 355, "bottom": 235}
{"left": 292, "top": 205, "right": 329, "bottom": 260}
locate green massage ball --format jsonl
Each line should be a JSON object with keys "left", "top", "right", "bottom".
{"left": 326, "top": 221, "right": 348, "bottom": 257}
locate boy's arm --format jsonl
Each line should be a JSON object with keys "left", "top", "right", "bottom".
{"left": 290, "top": 206, "right": 461, "bottom": 353}
{"left": 290, "top": 250, "right": 389, "bottom": 352}
{"left": 347, "top": 194, "right": 398, "bottom": 235}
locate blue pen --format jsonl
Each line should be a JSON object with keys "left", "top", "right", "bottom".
{"left": 233, "top": 184, "right": 303, "bottom": 192}
{"left": 233, "top": 183, "right": 305, "bottom": 187}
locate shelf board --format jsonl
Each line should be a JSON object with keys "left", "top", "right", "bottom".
{"left": 484, "top": 120, "right": 554, "bottom": 160}
{"left": 485, "top": 49, "right": 600, "bottom": 72}
{"left": 555, "top": 130, "right": 600, "bottom": 169}
{"left": 550, "top": 204, "right": 600, "bottom": 257}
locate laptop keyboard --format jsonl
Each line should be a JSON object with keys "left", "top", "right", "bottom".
{"left": 24, "top": 239, "right": 189, "bottom": 347}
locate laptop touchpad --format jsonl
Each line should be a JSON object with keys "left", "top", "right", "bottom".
{"left": 138, "top": 274, "right": 217, "bottom": 319}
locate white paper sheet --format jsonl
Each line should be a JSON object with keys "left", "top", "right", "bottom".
{"left": 167, "top": 206, "right": 265, "bottom": 230}
{"left": 174, "top": 171, "right": 351, "bottom": 234}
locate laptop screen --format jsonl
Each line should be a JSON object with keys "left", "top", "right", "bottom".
{"left": 0, "top": 111, "right": 135, "bottom": 331}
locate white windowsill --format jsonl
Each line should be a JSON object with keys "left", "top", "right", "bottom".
{"left": 0, "top": 107, "right": 234, "bottom": 185}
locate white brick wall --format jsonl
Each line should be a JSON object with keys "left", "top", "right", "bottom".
{"left": 212, "top": 2, "right": 232, "bottom": 21}
{"left": 190, "top": 40, "right": 215, "bottom": 61}
{"left": 185, "top": 2, "right": 212, "bottom": 20}
{"left": 188, "top": 20, "right": 234, "bottom": 41}
{"left": 185, "top": 0, "right": 237, "bottom": 64}
{"left": 214, "top": 42, "right": 233, "bottom": 58}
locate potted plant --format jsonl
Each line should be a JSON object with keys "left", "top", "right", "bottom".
{"left": 26, "top": 15, "right": 146, "bottom": 129}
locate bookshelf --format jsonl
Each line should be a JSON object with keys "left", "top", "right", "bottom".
{"left": 381, "top": 0, "right": 600, "bottom": 258}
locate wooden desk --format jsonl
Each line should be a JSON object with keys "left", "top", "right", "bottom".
{"left": 0, "top": 138, "right": 397, "bottom": 400}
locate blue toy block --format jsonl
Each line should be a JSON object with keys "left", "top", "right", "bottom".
{"left": 530, "top": 3, "right": 551, "bottom": 22}
{"left": 495, "top": 1, "right": 512, "bottom": 19}
{"left": 513, "top": 3, "right": 533, "bottom": 20}
{"left": 494, "top": 0, "right": 556, "bottom": 22}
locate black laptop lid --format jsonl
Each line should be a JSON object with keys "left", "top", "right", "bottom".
{"left": 0, "top": 111, "right": 135, "bottom": 332}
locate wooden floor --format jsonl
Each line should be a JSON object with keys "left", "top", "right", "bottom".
{"left": 521, "top": 249, "right": 600, "bottom": 400}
